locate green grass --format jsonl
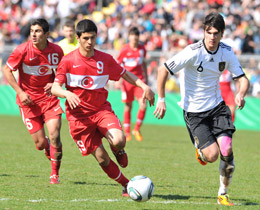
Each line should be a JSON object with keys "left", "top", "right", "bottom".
{"left": 0, "top": 115, "right": 259, "bottom": 210}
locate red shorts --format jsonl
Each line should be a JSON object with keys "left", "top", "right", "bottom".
{"left": 19, "top": 97, "right": 63, "bottom": 134}
{"left": 121, "top": 80, "right": 144, "bottom": 103}
{"left": 69, "top": 109, "right": 122, "bottom": 156}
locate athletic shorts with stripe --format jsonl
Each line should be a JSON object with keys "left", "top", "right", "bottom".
{"left": 68, "top": 109, "right": 123, "bottom": 156}
{"left": 183, "top": 101, "right": 235, "bottom": 150}
{"left": 19, "top": 97, "right": 63, "bottom": 134}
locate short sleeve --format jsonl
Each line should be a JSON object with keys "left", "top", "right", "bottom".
{"left": 164, "top": 46, "right": 193, "bottom": 75}
{"left": 55, "top": 58, "right": 68, "bottom": 84}
{"left": 6, "top": 45, "right": 25, "bottom": 71}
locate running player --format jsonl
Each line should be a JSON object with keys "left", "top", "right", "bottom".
{"left": 117, "top": 27, "right": 148, "bottom": 141}
{"left": 58, "top": 20, "right": 78, "bottom": 55}
{"left": 154, "top": 12, "right": 249, "bottom": 206}
{"left": 51, "top": 19, "right": 155, "bottom": 196}
{"left": 219, "top": 69, "right": 236, "bottom": 122}
{"left": 4, "top": 18, "right": 64, "bottom": 184}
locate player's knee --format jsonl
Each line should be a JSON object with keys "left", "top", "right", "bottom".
{"left": 112, "top": 133, "right": 126, "bottom": 149}
{"left": 205, "top": 152, "right": 219, "bottom": 162}
{"left": 220, "top": 136, "right": 232, "bottom": 156}
{"left": 203, "top": 148, "right": 219, "bottom": 162}
{"left": 34, "top": 137, "right": 46, "bottom": 150}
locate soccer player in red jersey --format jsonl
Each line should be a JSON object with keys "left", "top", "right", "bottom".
{"left": 219, "top": 70, "right": 236, "bottom": 122}
{"left": 51, "top": 19, "right": 155, "bottom": 196}
{"left": 117, "top": 27, "right": 148, "bottom": 141}
{"left": 4, "top": 18, "right": 64, "bottom": 184}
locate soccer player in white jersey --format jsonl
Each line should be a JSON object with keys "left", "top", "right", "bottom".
{"left": 51, "top": 19, "right": 155, "bottom": 196}
{"left": 4, "top": 18, "right": 64, "bottom": 184}
{"left": 154, "top": 12, "right": 249, "bottom": 206}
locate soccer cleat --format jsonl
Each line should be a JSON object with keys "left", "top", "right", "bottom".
{"left": 132, "top": 129, "right": 143, "bottom": 141}
{"left": 50, "top": 174, "right": 60, "bottom": 184}
{"left": 195, "top": 148, "right": 207, "bottom": 165}
{"left": 218, "top": 194, "right": 234, "bottom": 206}
{"left": 110, "top": 145, "right": 128, "bottom": 168}
{"left": 44, "top": 136, "right": 51, "bottom": 161}
{"left": 125, "top": 133, "right": 132, "bottom": 142}
{"left": 122, "top": 184, "right": 129, "bottom": 197}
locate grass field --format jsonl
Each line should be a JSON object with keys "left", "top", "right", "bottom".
{"left": 0, "top": 115, "right": 260, "bottom": 210}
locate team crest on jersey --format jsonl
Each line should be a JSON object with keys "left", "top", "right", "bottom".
{"left": 81, "top": 76, "right": 94, "bottom": 88}
{"left": 38, "top": 65, "right": 50, "bottom": 75}
{"left": 219, "top": 62, "right": 226, "bottom": 72}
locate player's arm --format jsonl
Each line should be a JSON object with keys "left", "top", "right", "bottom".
{"left": 153, "top": 65, "right": 168, "bottom": 119}
{"left": 143, "top": 60, "right": 148, "bottom": 84}
{"left": 121, "top": 70, "right": 155, "bottom": 106}
{"left": 51, "top": 82, "right": 81, "bottom": 109}
{"left": 3, "top": 65, "right": 33, "bottom": 106}
{"left": 234, "top": 75, "right": 249, "bottom": 110}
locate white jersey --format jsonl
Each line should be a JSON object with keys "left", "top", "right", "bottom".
{"left": 165, "top": 40, "right": 245, "bottom": 112}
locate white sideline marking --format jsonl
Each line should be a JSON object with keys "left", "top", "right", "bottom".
{"left": 0, "top": 197, "right": 243, "bottom": 206}
{"left": 28, "top": 199, "right": 46, "bottom": 203}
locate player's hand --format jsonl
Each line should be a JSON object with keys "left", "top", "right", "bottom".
{"left": 153, "top": 101, "right": 166, "bottom": 119}
{"left": 44, "top": 83, "right": 53, "bottom": 97}
{"left": 142, "top": 86, "right": 155, "bottom": 107}
{"left": 235, "top": 93, "right": 246, "bottom": 110}
{"left": 65, "top": 91, "right": 81, "bottom": 109}
{"left": 18, "top": 91, "right": 34, "bottom": 106}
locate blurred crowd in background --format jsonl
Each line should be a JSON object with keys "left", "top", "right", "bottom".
{"left": 1, "top": 0, "right": 260, "bottom": 96}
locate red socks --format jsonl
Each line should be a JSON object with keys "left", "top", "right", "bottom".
{"left": 134, "top": 109, "right": 146, "bottom": 131}
{"left": 101, "top": 159, "right": 129, "bottom": 186}
{"left": 50, "top": 144, "right": 62, "bottom": 176}
{"left": 123, "top": 110, "right": 131, "bottom": 134}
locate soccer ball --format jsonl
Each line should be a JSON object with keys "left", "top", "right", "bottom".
{"left": 127, "top": 175, "right": 154, "bottom": 202}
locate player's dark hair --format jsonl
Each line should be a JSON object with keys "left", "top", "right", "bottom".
{"left": 76, "top": 19, "right": 97, "bottom": 37}
{"left": 129, "top": 27, "right": 140, "bottom": 36}
{"left": 31, "top": 18, "right": 49, "bottom": 33}
{"left": 63, "top": 20, "right": 75, "bottom": 29}
{"left": 203, "top": 12, "right": 225, "bottom": 33}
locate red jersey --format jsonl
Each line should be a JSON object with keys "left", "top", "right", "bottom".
{"left": 219, "top": 69, "right": 232, "bottom": 92}
{"left": 6, "top": 40, "right": 64, "bottom": 106}
{"left": 55, "top": 49, "right": 126, "bottom": 120}
{"left": 219, "top": 69, "right": 235, "bottom": 106}
{"left": 117, "top": 43, "right": 146, "bottom": 79}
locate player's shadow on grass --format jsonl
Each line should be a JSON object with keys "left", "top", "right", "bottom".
{"left": 73, "top": 181, "right": 117, "bottom": 187}
{"left": 25, "top": 175, "right": 39, "bottom": 177}
{"left": 154, "top": 194, "right": 259, "bottom": 206}
{"left": 0, "top": 174, "right": 11, "bottom": 177}
{"left": 153, "top": 194, "right": 190, "bottom": 200}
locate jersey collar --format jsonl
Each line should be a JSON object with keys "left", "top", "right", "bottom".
{"left": 202, "top": 39, "right": 219, "bottom": 55}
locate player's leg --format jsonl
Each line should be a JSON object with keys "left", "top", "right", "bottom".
{"left": 184, "top": 110, "right": 219, "bottom": 165}
{"left": 97, "top": 110, "right": 128, "bottom": 168}
{"left": 92, "top": 144, "right": 129, "bottom": 196}
{"left": 45, "top": 117, "right": 62, "bottom": 184}
{"left": 20, "top": 108, "right": 51, "bottom": 160}
{"left": 121, "top": 81, "right": 134, "bottom": 141}
{"left": 216, "top": 133, "right": 234, "bottom": 206}
{"left": 30, "top": 127, "right": 51, "bottom": 156}
{"left": 107, "top": 128, "right": 128, "bottom": 168}
{"left": 132, "top": 89, "right": 147, "bottom": 141}
{"left": 212, "top": 103, "right": 235, "bottom": 206}
{"left": 123, "top": 102, "right": 132, "bottom": 141}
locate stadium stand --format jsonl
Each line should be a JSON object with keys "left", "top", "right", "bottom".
{"left": 1, "top": 0, "right": 260, "bottom": 95}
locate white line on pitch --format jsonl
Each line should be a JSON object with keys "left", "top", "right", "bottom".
{"left": 0, "top": 197, "right": 243, "bottom": 206}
